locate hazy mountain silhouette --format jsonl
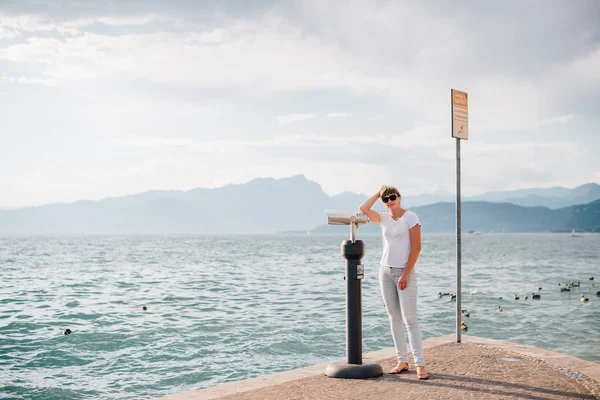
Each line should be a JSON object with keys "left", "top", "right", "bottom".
{"left": 311, "top": 199, "right": 600, "bottom": 234}
{"left": 332, "top": 183, "right": 600, "bottom": 209}
{"left": 1, "top": 175, "right": 598, "bottom": 234}
{"left": 468, "top": 183, "right": 600, "bottom": 208}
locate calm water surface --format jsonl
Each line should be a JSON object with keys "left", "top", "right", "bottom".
{"left": 1, "top": 233, "right": 599, "bottom": 399}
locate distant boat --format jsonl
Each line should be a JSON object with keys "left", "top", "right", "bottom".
{"left": 571, "top": 230, "right": 583, "bottom": 237}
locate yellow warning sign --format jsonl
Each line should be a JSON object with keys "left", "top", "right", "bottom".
{"left": 452, "top": 89, "right": 468, "bottom": 140}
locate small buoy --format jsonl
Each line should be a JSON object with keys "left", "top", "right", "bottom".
{"left": 142, "top": 306, "right": 147, "bottom": 311}
{"left": 64, "top": 328, "right": 72, "bottom": 335}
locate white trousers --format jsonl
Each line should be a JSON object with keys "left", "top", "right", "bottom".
{"left": 379, "top": 265, "right": 425, "bottom": 366}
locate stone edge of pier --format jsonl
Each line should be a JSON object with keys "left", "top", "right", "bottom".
{"left": 157, "top": 335, "right": 600, "bottom": 400}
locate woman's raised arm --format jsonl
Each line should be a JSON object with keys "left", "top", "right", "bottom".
{"left": 359, "top": 190, "right": 382, "bottom": 225}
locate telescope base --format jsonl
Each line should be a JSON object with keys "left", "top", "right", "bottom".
{"left": 325, "top": 359, "right": 383, "bottom": 379}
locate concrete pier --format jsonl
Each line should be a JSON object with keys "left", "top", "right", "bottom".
{"left": 158, "top": 335, "right": 600, "bottom": 400}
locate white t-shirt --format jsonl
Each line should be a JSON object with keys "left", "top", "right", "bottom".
{"left": 379, "top": 210, "right": 420, "bottom": 268}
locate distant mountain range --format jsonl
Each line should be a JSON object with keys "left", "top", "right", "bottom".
{"left": 1, "top": 176, "right": 599, "bottom": 234}
{"left": 335, "top": 182, "right": 600, "bottom": 210}
{"left": 310, "top": 199, "right": 600, "bottom": 234}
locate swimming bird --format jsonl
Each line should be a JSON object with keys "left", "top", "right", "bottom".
{"left": 469, "top": 289, "right": 478, "bottom": 295}
{"left": 596, "top": 291, "right": 600, "bottom": 296}
{"left": 580, "top": 294, "right": 589, "bottom": 303}
{"left": 514, "top": 294, "right": 519, "bottom": 300}
{"left": 141, "top": 306, "right": 147, "bottom": 311}
{"left": 461, "top": 310, "right": 470, "bottom": 317}
{"left": 524, "top": 295, "right": 528, "bottom": 300}
{"left": 451, "top": 294, "right": 457, "bottom": 301}
{"left": 64, "top": 328, "right": 72, "bottom": 335}
{"left": 532, "top": 293, "right": 541, "bottom": 299}
{"left": 499, "top": 297, "right": 503, "bottom": 300}
{"left": 461, "top": 321, "right": 468, "bottom": 330}
{"left": 589, "top": 277, "right": 594, "bottom": 281}
{"left": 560, "top": 287, "right": 571, "bottom": 292}
{"left": 570, "top": 281, "right": 580, "bottom": 287}
{"left": 497, "top": 306, "right": 503, "bottom": 312}
{"left": 538, "top": 286, "right": 542, "bottom": 291}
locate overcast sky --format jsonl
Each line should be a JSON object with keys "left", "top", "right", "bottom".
{"left": 1, "top": 0, "right": 599, "bottom": 207}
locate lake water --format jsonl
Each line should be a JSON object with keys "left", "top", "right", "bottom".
{"left": 1, "top": 233, "right": 599, "bottom": 399}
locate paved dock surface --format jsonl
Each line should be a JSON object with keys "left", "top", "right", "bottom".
{"left": 160, "top": 335, "right": 600, "bottom": 400}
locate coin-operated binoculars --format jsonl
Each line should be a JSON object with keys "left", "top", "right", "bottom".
{"left": 324, "top": 211, "right": 383, "bottom": 379}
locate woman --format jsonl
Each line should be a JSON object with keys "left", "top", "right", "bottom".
{"left": 359, "top": 185, "right": 428, "bottom": 380}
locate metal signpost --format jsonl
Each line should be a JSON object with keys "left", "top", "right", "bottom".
{"left": 451, "top": 89, "right": 468, "bottom": 343}
{"left": 323, "top": 211, "right": 383, "bottom": 379}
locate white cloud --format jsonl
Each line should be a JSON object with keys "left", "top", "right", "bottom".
{"left": 0, "top": 14, "right": 79, "bottom": 35}
{"left": 0, "top": 25, "right": 19, "bottom": 39}
{"left": 94, "top": 15, "right": 158, "bottom": 26}
{"left": 277, "top": 113, "right": 317, "bottom": 126}
{"left": 1, "top": 76, "right": 59, "bottom": 86}
{"left": 114, "top": 136, "right": 198, "bottom": 149}
{"left": 0, "top": 16, "right": 357, "bottom": 90}
{"left": 568, "top": 45, "right": 600, "bottom": 84}
{"left": 326, "top": 112, "right": 352, "bottom": 118}
{"left": 113, "top": 124, "right": 446, "bottom": 153}
{"left": 536, "top": 114, "right": 576, "bottom": 127}
{"left": 0, "top": 13, "right": 158, "bottom": 32}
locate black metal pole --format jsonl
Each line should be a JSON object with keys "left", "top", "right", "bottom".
{"left": 456, "top": 138, "right": 462, "bottom": 343}
{"left": 342, "top": 239, "right": 364, "bottom": 364}
{"left": 325, "top": 229, "right": 382, "bottom": 379}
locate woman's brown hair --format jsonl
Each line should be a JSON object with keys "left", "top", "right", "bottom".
{"left": 380, "top": 186, "right": 400, "bottom": 198}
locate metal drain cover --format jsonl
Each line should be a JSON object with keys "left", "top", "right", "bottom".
{"left": 497, "top": 357, "right": 522, "bottom": 363}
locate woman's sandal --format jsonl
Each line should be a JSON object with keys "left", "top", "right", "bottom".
{"left": 416, "top": 366, "right": 429, "bottom": 380}
{"left": 389, "top": 363, "right": 409, "bottom": 374}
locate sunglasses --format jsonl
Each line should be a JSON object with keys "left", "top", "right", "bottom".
{"left": 382, "top": 194, "right": 399, "bottom": 203}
